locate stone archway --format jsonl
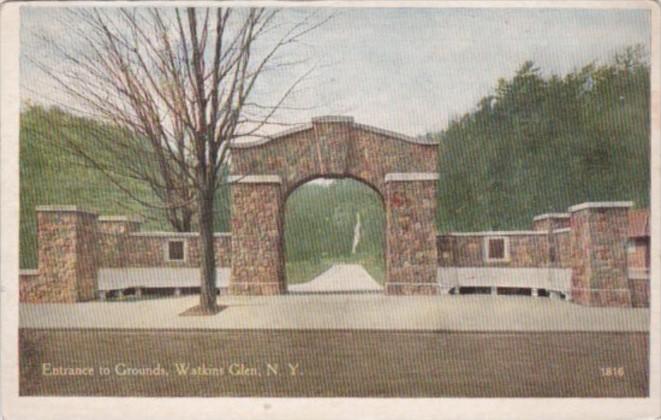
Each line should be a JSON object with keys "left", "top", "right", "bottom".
{"left": 228, "top": 116, "right": 439, "bottom": 295}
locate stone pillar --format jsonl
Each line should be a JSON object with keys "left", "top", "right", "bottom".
{"left": 36, "top": 206, "right": 99, "bottom": 303}
{"left": 97, "top": 215, "right": 142, "bottom": 268}
{"left": 569, "top": 202, "right": 633, "bottom": 307}
{"left": 229, "top": 175, "right": 285, "bottom": 295}
{"left": 97, "top": 215, "right": 142, "bottom": 235}
{"left": 532, "top": 213, "right": 570, "bottom": 231}
{"left": 384, "top": 173, "right": 439, "bottom": 295}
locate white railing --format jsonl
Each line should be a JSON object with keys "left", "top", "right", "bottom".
{"left": 437, "top": 267, "right": 572, "bottom": 295}
{"left": 98, "top": 267, "right": 231, "bottom": 292}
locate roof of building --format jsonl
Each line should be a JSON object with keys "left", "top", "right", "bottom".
{"left": 629, "top": 209, "right": 649, "bottom": 238}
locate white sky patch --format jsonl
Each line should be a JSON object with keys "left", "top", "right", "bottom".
{"left": 20, "top": 6, "right": 650, "bottom": 136}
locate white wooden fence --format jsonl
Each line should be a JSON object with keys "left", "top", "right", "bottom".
{"left": 97, "top": 268, "right": 231, "bottom": 299}
{"left": 437, "top": 267, "right": 572, "bottom": 297}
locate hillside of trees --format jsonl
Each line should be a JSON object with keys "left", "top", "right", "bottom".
{"left": 19, "top": 105, "right": 230, "bottom": 268}
{"left": 432, "top": 46, "right": 650, "bottom": 231}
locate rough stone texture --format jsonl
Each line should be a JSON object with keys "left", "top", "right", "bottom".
{"left": 627, "top": 237, "right": 650, "bottom": 269}
{"left": 96, "top": 219, "right": 141, "bottom": 267}
{"left": 437, "top": 234, "right": 550, "bottom": 268}
{"left": 570, "top": 206, "right": 632, "bottom": 307}
{"left": 532, "top": 216, "right": 570, "bottom": 231}
{"left": 230, "top": 182, "right": 285, "bottom": 295}
{"left": 436, "top": 204, "right": 648, "bottom": 308}
{"left": 19, "top": 270, "right": 41, "bottom": 304}
{"left": 231, "top": 118, "right": 437, "bottom": 199}
{"left": 229, "top": 117, "right": 438, "bottom": 295}
{"left": 22, "top": 208, "right": 233, "bottom": 303}
{"left": 385, "top": 179, "right": 439, "bottom": 295}
{"left": 628, "top": 278, "right": 650, "bottom": 308}
{"left": 551, "top": 231, "right": 572, "bottom": 268}
{"left": 31, "top": 209, "right": 99, "bottom": 303}
{"left": 98, "top": 234, "right": 232, "bottom": 268}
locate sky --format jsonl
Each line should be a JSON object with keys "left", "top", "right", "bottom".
{"left": 20, "top": 6, "right": 651, "bottom": 137}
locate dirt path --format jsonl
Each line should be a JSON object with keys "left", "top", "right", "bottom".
{"left": 288, "top": 264, "right": 382, "bottom": 294}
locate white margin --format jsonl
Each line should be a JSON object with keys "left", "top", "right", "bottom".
{"left": 2, "top": 2, "right": 660, "bottom": 420}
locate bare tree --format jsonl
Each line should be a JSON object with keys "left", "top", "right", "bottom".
{"left": 32, "top": 7, "right": 327, "bottom": 313}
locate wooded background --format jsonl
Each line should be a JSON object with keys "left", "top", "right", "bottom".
{"left": 20, "top": 47, "right": 650, "bottom": 284}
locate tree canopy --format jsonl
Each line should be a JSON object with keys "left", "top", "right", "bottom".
{"left": 432, "top": 45, "right": 650, "bottom": 231}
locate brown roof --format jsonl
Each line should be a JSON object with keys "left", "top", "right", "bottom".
{"left": 629, "top": 209, "right": 649, "bottom": 238}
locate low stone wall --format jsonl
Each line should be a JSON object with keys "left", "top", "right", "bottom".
{"left": 550, "top": 229, "right": 572, "bottom": 268}
{"left": 628, "top": 270, "right": 650, "bottom": 308}
{"left": 437, "top": 232, "right": 550, "bottom": 268}
{"left": 628, "top": 237, "right": 650, "bottom": 269}
{"left": 21, "top": 201, "right": 650, "bottom": 308}
{"left": 20, "top": 207, "right": 233, "bottom": 303}
{"left": 19, "top": 269, "right": 42, "bottom": 303}
{"left": 436, "top": 203, "right": 650, "bottom": 308}
{"left": 99, "top": 232, "right": 232, "bottom": 268}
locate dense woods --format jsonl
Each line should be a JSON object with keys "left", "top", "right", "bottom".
{"left": 432, "top": 46, "right": 650, "bottom": 231}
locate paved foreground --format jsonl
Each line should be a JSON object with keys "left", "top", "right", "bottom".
{"left": 20, "top": 294, "right": 649, "bottom": 331}
{"left": 288, "top": 264, "right": 382, "bottom": 293}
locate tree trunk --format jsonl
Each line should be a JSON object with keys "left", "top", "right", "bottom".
{"left": 198, "top": 187, "right": 217, "bottom": 312}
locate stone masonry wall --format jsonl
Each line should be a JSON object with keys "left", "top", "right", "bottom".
{"left": 28, "top": 208, "right": 99, "bottom": 303}
{"left": 21, "top": 208, "right": 233, "bottom": 303}
{"left": 230, "top": 181, "right": 285, "bottom": 295}
{"left": 76, "top": 212, "right": 99, "bottom": 301}
{"left": 627, "top": 238, "right": 649, "bottom": 269}
{"left": 532, "top": 216, "right": 570, "bottom": 232}
{"left": 629, "top": 277, "right": 650, "bottom": 308}
{"left": 19, "top": 270, "right": 42, "bottom": 304}
{"left": 570, "top": 205, "right": 632, "bottom": 307}
{"left": 437, "top": 234, "right": 550, "bottom": 268}
{"left": 230, "top": 117, "right": 438, "bottom": 200}
{"left": 385, "top": 178, "right": 439, "bottom": 295}
{"left": 98, "top": 233, "right": 232, "bottom": 268}
{"left": 437, "top": 203, "right": 647, "bottom": 308}
{"left": 552, "top": 231, "right": 572, "bottom": 268}
{"left": 229, "top": 117, "right": 439, "bottom": 296}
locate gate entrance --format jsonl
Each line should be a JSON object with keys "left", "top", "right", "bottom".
{"left": 284, "top": 177, "right": 385, "bottom": 293}
{"left": 228, "top": 116, "right": 439, "bottom": 295}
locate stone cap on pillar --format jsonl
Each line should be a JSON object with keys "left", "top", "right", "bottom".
{"left": 98, "top": 215, "right": 143, "bottom": 223}
{"left": 311, "top": 115, "right": 355, "bottom": 124}
{"left": 568, "top": 201, "right": 634, "bottom": 213}
{"left": 227, "top": 175, "right": 282, "bottom": 184}
{"left": 35, "top": 205, "right": 97, "bottom": 216}
{"left": 385, "top": 172, "right": 439, "bottom": 182}
{"left": 532, "top": 212, "right": 570, "bottom": 222}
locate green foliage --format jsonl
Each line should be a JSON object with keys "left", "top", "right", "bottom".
{"left": 19, "top": 105, "right": 230, "bottom": 268}
{"left": 20, "top": 106, "right": 384, "bottom": 280}
{"left": 284, "top": 179, "right": 385, "bottom": 263}
{"left": 434, "top": 45, "right": 650, "bottom": 231}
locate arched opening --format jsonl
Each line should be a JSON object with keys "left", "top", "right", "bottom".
{"left": 283, "top": 177, "right": 386, "bottom": 293}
